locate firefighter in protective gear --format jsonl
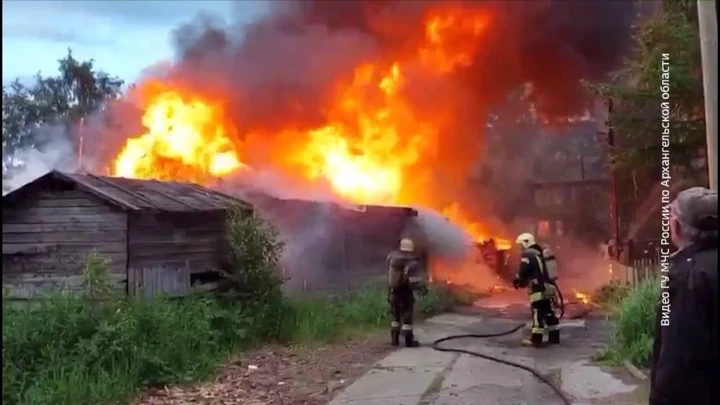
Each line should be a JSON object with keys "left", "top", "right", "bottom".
{"left": 387, "top": 238, "right": 426, "bottom": 347}
{"left": 512, "top": 233, "right": 560, "bottom": 347}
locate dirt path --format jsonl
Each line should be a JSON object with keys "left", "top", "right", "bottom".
{"left": 134, "top": 332, "right": 394, "bottom": 405}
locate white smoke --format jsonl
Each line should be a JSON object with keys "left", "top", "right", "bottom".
{"left": 412, "top": 208, "right": 472, "bottom": 258}
{"left": 2, "top": 125, "right": 78, "bottom": 195}
{"left": 275, "top": 205, "right": 335, "bottom": 294}
{"left": 411, "top": 208, "right": 499, "bottom": 291}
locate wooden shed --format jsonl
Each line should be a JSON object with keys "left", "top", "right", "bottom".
{"left": 2, "top": 170, "right": 252, "bottom": 299}
{"left": 243, "top": 191, "right": 420, "bottom": 293}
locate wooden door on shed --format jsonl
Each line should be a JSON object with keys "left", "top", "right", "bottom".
{"left": 128, "top": 266, "right": 191, "bottom": 298}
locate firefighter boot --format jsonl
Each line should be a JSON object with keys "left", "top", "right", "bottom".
{"left": 391, "top": 323, "right": 400, "bottom": 346}
{"left": 403, "top": 328, "right": 420, "bottom": 347}
{"left": 522, "top": 333, "right": 544, "bottom": 348}
{"left": 548, "top": 329, "right": 560, "bottom": 344}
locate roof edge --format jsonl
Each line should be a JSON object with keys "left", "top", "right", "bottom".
{"left": 2, "top": 170, "right": 134, "bottom": 211}
{"left": 4, "top": 170, "right": 253, "bottom": 213}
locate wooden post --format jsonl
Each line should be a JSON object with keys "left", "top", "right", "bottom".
{"left": 698, "top": 0, "right": 718, "bottom": 190}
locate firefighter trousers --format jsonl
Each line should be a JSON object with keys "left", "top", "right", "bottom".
{"left": 389, "top": 288, "right": 415, "bottom": 345}
{"left": 530, "top": 298, "right": 560, "bottom": 346}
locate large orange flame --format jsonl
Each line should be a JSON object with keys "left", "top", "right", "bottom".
{"left": 111, "top": 8, "right": 511, "bottom": 251}
{"left": 288, "top": 62, "right": 433, "bottom": 205}
{"left": 113, "top": 85, "right": 247, "bottom": 183}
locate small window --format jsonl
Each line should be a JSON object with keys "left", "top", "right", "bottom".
{"left": 555, "top": 220, "right": 565, "bottom": 236}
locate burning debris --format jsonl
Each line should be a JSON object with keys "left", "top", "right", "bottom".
{"left": 6, "top": 0, "right": 640, "bottom": 292}
{"left": 572, "top": 289, "right": 597, "bottom": 306}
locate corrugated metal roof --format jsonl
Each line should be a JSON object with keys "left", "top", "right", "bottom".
{"left": 3, "top": 170, "right": 252, "bottom": 213}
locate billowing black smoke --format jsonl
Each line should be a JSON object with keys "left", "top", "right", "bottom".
{"left": 169, "top": 0, "right": 639, "bottom": 124}
{"left": 291, "top": 0, "right": 639, "bottom": 118}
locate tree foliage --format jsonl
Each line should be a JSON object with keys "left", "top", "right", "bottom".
{"left": 589, "top": 0, "right": 704, "bottom": 171}
{"left": 2, "top": 49, "right": 124, "bottom": 174}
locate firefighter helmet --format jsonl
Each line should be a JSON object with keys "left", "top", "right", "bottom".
{"left": 399, "top": 238, "right": 415, "bottom": 252}
{"left": 515, "top": 233, "right": 536, "bottom": 249}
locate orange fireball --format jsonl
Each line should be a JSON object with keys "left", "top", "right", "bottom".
{"left": 113, "top": 88, "right": 246, "bottom": 183}
{"left": 290, "top": 62, "right": 432, "bottom": 204}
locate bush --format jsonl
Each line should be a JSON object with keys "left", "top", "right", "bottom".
{"left": 222, "top": 206, "right": 285, "bottom": 303}
{"left": 2, "top": 206, "right": 466, "bottom": 404}
{"left": 217, "top": 206, "right": 291, "bottom": 341}
{"left": 594, "top": 280, "right": 631, "bottom": 309}
{"left": 597, "top": 277, "right": 659, "bottom": 368}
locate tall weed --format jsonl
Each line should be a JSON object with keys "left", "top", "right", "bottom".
{"left": 597, "top": 276, "right": 659, "bottom": 368}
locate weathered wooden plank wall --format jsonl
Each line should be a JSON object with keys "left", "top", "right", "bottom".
{"left": 129, "top": 267, "right": 191, "bottom": 297}
{"left": 2, "top": 189, "right": 128, "bottom": 298}
{"left": 126, "top": 212, "right": 226, "bottom": 294}
{"left": 327, "top": 210, "right": 410, "bottom": 291}
{"left": 127, "top": 212, "right": 225, "bottom": 270}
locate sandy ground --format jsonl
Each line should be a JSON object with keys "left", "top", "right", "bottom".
{"left": 134, "top": 332, "right": 395, "bottom": 405}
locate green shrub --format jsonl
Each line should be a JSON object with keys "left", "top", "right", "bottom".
{"left": 597, "top": 276, "right": 659, "bottom": 368}
{"left": 222, "top": 206, "right": 285, "bottom": 304}
{"left": 216, "top": 206, "right": 293, "bottom": 342}
{"left": 594, "top": 280, "right": 631, "bottom": 309}
{"left": 81, "top": 252, "right": 116, "bottom": 301}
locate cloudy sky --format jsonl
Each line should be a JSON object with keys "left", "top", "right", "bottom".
{"left": 2, "top": 0, "right": 269, "bottom": 85}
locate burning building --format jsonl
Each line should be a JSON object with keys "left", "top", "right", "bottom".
{"left": 4, "top": 0, "right": 642, "bottom": 293}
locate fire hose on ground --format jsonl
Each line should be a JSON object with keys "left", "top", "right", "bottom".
{"left": 429, "top": 283, "right": 583, "bottom": 405}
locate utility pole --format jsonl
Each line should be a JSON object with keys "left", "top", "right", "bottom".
{"left": 596, "top": 95, "right": 621, "bottom": 262}
{"left": 698, "top": 0, "right": 718, "bottom": 190}
{"left": 607, "top": 98, "right": 621, "bottom": 261}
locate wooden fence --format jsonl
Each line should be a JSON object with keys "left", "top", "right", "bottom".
{"left": 609, "top": 239, "right": 665, "bottom": 287}
{"left": 613, "top": 257, "right": 660, "bottom": 286}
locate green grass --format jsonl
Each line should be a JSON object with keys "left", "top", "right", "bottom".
{"left": 286, "top": 282, "right": 463, "bottom": 343}
{"left": 596, "top": 276, "right": 659, "bottom": 368}
{"left": 2, "top": 284, "right": 461, "bottom": 405}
